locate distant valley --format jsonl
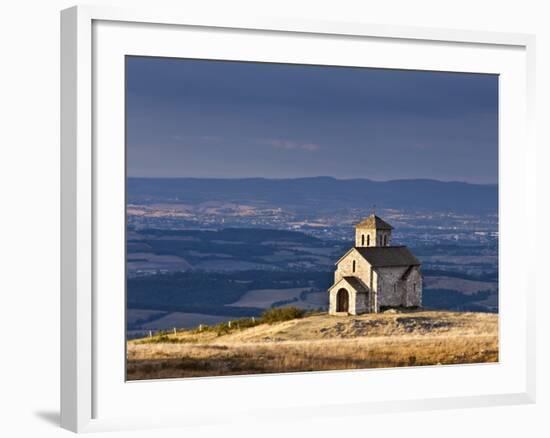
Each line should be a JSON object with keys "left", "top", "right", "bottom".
{"left": 126, "top": 177, "right": 498, "bottom": 337}
{"left": 127, "top": 228, "right": 498, "bottom": 337}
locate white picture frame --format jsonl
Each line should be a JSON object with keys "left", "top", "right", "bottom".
{"left": 60, "top": 4, "right": 537, "bottom": 433}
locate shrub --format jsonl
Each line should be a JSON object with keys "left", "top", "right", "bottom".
{"left": 190, "top": 317, "right": 263, "bottom": 336}
{"left": 138, "top": 334, "right": 198, "bottom": 344}
{"left": 260, "top": 306, "right": 305, "bottom": 324}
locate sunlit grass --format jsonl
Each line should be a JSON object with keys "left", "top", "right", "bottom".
{"left": 127, "top": 310, "right": 498, "bottom": 380}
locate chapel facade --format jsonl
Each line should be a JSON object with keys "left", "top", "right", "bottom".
{"left": 328, "top": 215, "right": 422, "bottom": 315}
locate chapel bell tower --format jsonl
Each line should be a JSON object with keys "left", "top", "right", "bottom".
{"left": 355, "top": 214, "right": 393, "bottom": 247}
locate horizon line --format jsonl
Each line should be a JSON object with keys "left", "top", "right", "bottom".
{"left": 126, "top": 175, "right": 498, "bottom": 186}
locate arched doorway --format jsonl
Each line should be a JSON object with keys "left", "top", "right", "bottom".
{"left": 336, "top": 288, "right": 349, "bottom": 313}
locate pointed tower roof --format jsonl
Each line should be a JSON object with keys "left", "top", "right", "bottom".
{"left": 355, "top": 214, "right": 393, "bottom": 230}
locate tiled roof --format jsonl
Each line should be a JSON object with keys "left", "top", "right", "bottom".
{"left": 355, "top": 214, "right": 393, "bottom": 230}
{"left": 342, "top": 276, "right": 369, "bottom": 292}
{"left": 355, "top": 246, "right": 420, "bottom": 267}
{"left": 329, "top": 276, "right": 369, "bottom": 292}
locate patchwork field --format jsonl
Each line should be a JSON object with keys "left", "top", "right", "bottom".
{"left": 127, "top": 310, "right": 498, "bottom": 380}
{"left": 423, "top": 276, "right": 497, "bottom": 294}
{"left": 227, "top": 287, "right": 328, "bottom": 310}
{"left": 420, "top": 254, "right": 498, "bottom": 265}
{"left": 229, "top": 288, "right": 307, "bottom": 308}
{"left": 137, "top": 312, "right": 241, "bottom": 330}
{"left": 127, "top": 252, "right": 192, "bottom": 272}
{"left": 127, "top": 309, "right": 167, "bottom": 327}
{"left": 126, "top": 227, "right": 347, "bottom": 278}
{"left": 125, "top": 228, "right": 499, "bottom": 337}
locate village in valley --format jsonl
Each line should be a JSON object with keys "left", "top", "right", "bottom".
{"left": 127, "top": 208, "right": 498, "bottom": 380}
{"left": 126, "top": 181, "right": 498, "bottom": 341}
{"left": 126, "top": 187, "right": 499, "bottom": 380}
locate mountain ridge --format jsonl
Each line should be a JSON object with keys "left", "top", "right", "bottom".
{"left": 127, "top": 176, "right": 498, "bottom": 214}
{"left": 128, "top": 175, "right": 497, "bottom": 185}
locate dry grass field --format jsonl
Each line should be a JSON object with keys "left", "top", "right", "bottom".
{"left": 127, "top": 310, "right": 498, "bottom": 380}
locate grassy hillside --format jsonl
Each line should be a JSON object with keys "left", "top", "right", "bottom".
{"left": 127, "top": 310, "right": 498, "bottom": 380}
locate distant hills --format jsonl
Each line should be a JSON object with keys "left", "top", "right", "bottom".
{"left": 127, "top": 176, "right": 497, "bottom": 214}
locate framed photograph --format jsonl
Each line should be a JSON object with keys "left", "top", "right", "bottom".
{"left": 61, "top": 5, "right": 536, "bottom": 433}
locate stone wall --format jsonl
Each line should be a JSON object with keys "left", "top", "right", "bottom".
{"left": 376, "top": 266, "right": 422, "bottom": 308}
{"left": 404, "top": 267, "right": 422, "bottom": 307}
{"left": 334, "top": 250, "right": 372, "bottom": 285}
{"left": 328, "top": 282, "right": 369, "bottom": 315}
{"left": 355, "top": 291, "right": 369, "bottom": 313}
{"left": 328, "top": 288, "right": 338, "bottom": 314}
{"left": 376, "top": 266, "right": 406, "bottom": 307}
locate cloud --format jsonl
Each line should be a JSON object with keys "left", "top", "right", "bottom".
{"left": 266, "top": 139, "right": 320, "bottom": 152}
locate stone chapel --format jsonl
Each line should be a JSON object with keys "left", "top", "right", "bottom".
{"left": 328, "top": 214, "right": 422, "bottom": 315}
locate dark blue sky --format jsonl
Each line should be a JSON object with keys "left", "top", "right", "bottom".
{"left": 126, "top": 56, "right": 498, "bottom": 184}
